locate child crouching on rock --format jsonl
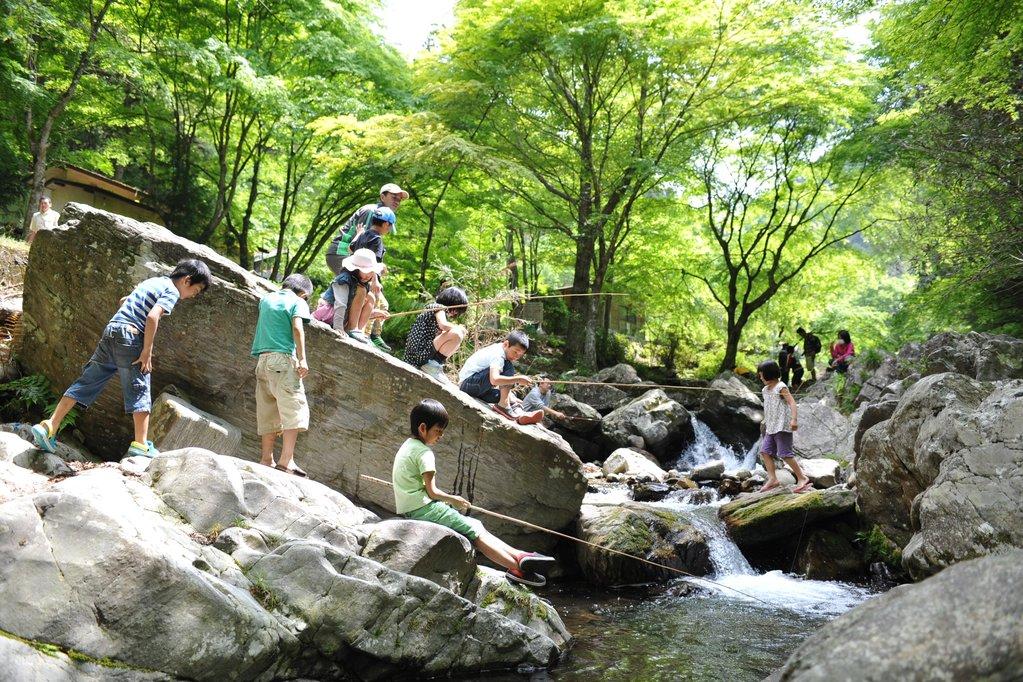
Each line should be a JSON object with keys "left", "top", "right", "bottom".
{"left": 312, "top": 248, "right": 387, "bottom": 344}
{"left": 403, "top": 286, "right": 469, "bottom": 382}
{"left": 392, "top": 398, "right": 556, "bottom": 586}
{"left": 252, "top": 273, "right": 313, "bottom": 477}
{"left": 32, "top": 259, "right": 211, "bottom": 458}
{"left": 757, "top": 359, "right": 811, "bottom": 493}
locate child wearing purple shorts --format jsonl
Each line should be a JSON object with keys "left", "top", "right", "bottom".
{"left": 757, "top": 360, "right": 811, "bottom": 493}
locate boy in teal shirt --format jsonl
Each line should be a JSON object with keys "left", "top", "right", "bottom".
{"left": 252, "top": 274, "right": 312, "bottom": 477}
{"left": 393, "top": 398, "right": 556, "bottom": 586}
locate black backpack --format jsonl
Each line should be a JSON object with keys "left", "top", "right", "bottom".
{"left": 806, "top": 333, "right": 822, "bottom": 354}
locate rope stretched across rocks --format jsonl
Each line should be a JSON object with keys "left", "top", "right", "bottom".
{"left": 358, "top": 474, "right": 772, "bottom": 606}
{"left": 384, "top": 291, "right": 630, "bottom": 320}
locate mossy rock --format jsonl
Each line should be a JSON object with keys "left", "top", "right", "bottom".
{"left": 575, "top": 503, "right": 711, "bottom": 586}
{"left": 718, "top": 488, "right": 855, "bottom": 549}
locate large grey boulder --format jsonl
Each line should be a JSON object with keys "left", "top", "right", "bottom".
{"left": 21, "top": 204, "right": 585, "bottom": 550}
{"left": 149, "top": 392, "right": 241, "bottom": 457}
{"left": 718, "top": 487, "right": 855, "bottom": 549}
{"left": 0, "top": 451, "right": 571, "bottom": 679}
{"left": 694, "top": 374, "right": 763, "bottom": 450}
{"left": 921, "top": 330, "right": 1023, "bottom": 381}
{"left": 769, "top": 551, "right": 1023, "bottom": 681}
{"left": 0, "top": 431, "right": 73, "bottom": 477}
{"left": 601, "top": 447, "right": 667, "bottom": 482}
{"left": 575, "top": 503, "right": 711, "bottom": 585}
{"left": 464, "top": 566, "right": 571, "bottom": 648}
{"left": 0, "top": 458, "right": 48, "bottom": 504}
{"left": 0, "top": 468, "right": 298, "bottom": 680}
{"left": 0, "top": 635, "right": 173, "bottom": 681}
{"left": 561, "top": 380, "right": 628, "bottom": 414}
{"left": 360, "top": 519, "right": 475, "bottom": 594}
{"left": 794, "top": 399, "right": 853, "bottom": 461}
{"left": 599, "top": 389, "right": 695, "bottom": 461}
{"left": 591, "top": 363, "right": 642, "bottom": 385}
{"left": 902, "top": 381, "right": 1023, "bottom": 579}
{"left": 797, "top": 458, "right": 840, "bottom": 489}
{"left": 852, "top": 398, "right": 897, "bottom": 458}
{"left": 246, "top": 540, "right": 559, "bottom": 678}
{"left": 547, "top": 392, "right": 602, "bottom": 435}
{"left": 855, "top": 373, "right": 993, "bottom": 546}
{"left": 146, "top": 448, "right": 374, "bottom": 554}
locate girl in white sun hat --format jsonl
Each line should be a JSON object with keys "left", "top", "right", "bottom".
{"left": 312, "top": 248, "right": 388, "bottom": 343}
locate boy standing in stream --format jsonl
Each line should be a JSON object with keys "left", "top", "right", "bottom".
{"left": 392, "top": 399, "right": 556, "bottom": 586}
{"left": 32, "top": 259, "right": 211, "bottom": 457}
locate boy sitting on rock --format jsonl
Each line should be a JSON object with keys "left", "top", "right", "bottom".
{"left": 32, "top": 259, "right": 211, "bottom": 458}
{"left": 458, "top": 331, "right": 543, "bottom": 425}
{"left": 392, "top": 398, "right": 556, "bottom": 586}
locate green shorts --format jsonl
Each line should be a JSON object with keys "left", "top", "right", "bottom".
{"left": 405, "top": 500, "right": 485, "bottom": 541}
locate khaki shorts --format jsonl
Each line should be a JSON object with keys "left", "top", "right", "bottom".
{"left": 255, "top": 352, "right": 309, "bottom": 435}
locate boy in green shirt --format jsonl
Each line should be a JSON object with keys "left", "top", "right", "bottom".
{"left": 252, "top": 274, "right": 312, "bottom": 477}
{"left": 393, "top": 399, "right": 556, "bottom": 587}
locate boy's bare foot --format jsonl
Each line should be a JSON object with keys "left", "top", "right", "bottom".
{"left": 260, "top": 457, "right": 276, "bottom": 467}
{"left": 793, "top": 480, "right": 813, "bottom": 493}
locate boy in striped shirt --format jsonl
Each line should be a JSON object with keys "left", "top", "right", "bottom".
{"left": 32, "top": 259, "right": 211, "bottom": 458}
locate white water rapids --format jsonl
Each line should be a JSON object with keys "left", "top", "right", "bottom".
{"left": 585, "top": 418, "right": 872, "bottom": 616}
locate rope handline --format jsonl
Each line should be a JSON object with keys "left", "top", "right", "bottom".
{"left": 384, "top": 291, "right": 629, "bottom": 320}
{"left": 358, "top": 474, "right": 772, "bottom": 606}
{"left": 543, "top": 378, "right": 731, "bottom": 392}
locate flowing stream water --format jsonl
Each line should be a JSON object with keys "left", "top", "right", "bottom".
{"left": 487, "top": 419, "right": 876, "bottom": 681}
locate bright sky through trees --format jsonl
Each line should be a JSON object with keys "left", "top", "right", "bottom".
{"left": 379, "top": 0, "right": 457, "bottom": 59}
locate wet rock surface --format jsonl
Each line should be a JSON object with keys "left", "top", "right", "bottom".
{"left": 769, "top": 551, "right": 1023, "bottom": 681}
{"left": 576, "top": 503, "right": 711, "bottom": 585}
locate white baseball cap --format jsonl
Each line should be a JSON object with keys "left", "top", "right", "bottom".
{"left": 379, "top": 183, "right": 409, "bottom": 199}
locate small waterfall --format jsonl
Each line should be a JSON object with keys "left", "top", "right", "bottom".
{"left": 676, "top": 418, "right": 758, "bottom": 472}
{"left": 686, "top": 504, "right": 756, "bottom": 577}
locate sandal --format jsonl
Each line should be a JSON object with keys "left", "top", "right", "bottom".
{"left": 491, "top": 404, "right": 515, "bottom": 420}
{"left": 517, "top": 552, "right": 556, "bottom": 577}
{"left": 274, "top": 464, "right": 299, "bottom": 476}
{"left": 289, "top": 462, "right": 308, "bottom": 478}
{"left": 506, "top": 568, "right": 546, "bottom": 587}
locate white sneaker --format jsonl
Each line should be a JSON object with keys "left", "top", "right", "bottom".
{"left": 422, "top": 360, "right": 451, "bottom": 383}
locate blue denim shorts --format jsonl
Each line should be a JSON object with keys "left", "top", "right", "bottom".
{"left": 458, "top": 359, "right": 514, "bottom": 404}
{"left": 64, "top": 323, "right": 151, "bottom": 413}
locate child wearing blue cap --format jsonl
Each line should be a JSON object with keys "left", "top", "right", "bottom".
{"left": 350, "top": 206, "right": 394, "bottom": 348}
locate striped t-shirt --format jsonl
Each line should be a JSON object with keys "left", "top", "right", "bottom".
{"left": 109, "top": 276, "right": 179, "bottom": 330}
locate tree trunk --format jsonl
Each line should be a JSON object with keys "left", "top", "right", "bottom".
{"left": 238, "top": 146, "right": 263, "bottom": 270}
{"left": 567, "top": 237, "right": 597, "bottom": 367}
{"left": 21, "top": 0, "right": 115, "bottom": 235}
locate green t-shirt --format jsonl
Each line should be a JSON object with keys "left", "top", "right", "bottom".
{"left": 251, "top": 289, "right": 311, "bottom": 356}
{"left": 392, "top": 437, "right": 436, "bottom": 514}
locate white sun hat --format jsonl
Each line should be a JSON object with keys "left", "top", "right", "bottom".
{"left": 342, "top": 248, "right": 384, "bottom": 274}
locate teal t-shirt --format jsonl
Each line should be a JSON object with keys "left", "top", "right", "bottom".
{"left": 251, "top": 289, "right": 311, "bottom": 356}
{"left": 392, "top": 437, "right": 436, "bottom": 514}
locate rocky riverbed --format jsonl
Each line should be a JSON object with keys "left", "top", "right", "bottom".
{"left": 2, "top": 205, "right": 1022, "bottom": 680}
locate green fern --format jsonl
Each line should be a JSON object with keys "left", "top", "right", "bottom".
{"left": 0, "top": 374, "right": 77, "bottom": 428}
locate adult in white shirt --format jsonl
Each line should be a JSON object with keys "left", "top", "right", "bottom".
{"left": 28, "top": 196, "right": 59, "bottom": 244}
